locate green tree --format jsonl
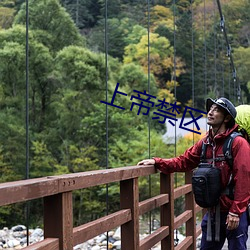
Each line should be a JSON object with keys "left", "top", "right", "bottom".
{"left": 0, "top": 7, "right": 15, "bottom": 29}
{"left": 61, "top": 0, "right": 101, "bottom": 28}
{"left": 124, "top": 24, "right": 147, "bottom": 45}
{"left": 124, "top": 32, "right": 185, "bottom": 90}
{"left": 149, "top": 5, "right": 174, "bottom": 33}
{"left": 0, "top": 25, "right": 56, "bottom": 132}
{"left": 44, "top": 46, "right": 108, "bottom": 166}
{"left": 14, "top": 0, "right": 84, "bottom": 52}
{"left": 30, "top": 141, "right": 57, "bottom": 177}
{"left": 0, "top": 38, "right": 27, "bottom": 180}
{"left": 234, "top": 46, "right": 250, "bottom": 102}
{"left": 86, "top": 17, "right": 138, "bottom": 60}
{"left": 0, "top": 112, "right": 26, "bottom": 181}
{"left": 222, "top": 0, "right": 250, "bottom": 46}
{"left": 117, "top": 63, "right": 158, "bottom": 96}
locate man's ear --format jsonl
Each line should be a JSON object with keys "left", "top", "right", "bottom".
{"left": 224, "top": 114, "right": 232, "bottom": 123}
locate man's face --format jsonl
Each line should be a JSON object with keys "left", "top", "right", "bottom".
{"left": 207, "top": 104, "right": 226, "bottom": 127}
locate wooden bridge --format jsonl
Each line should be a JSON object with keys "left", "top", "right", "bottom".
{"left": 0, "top": 165, "right": 203, "bottom": 250}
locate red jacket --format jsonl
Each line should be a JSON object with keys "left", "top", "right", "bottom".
{"left": 154, "top": 124, "right": 250, "bottom": 216}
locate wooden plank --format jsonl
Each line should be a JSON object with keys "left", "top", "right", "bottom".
{"left": 139, "top": 194, "right": 169, "bottom": 215}
{"left": 22, "top": 238, "right": 59, "bottom": 250}
{"left": 140, "top": 226, "right": 169, "bottom": 250}
{"left": 57, "top": 165, "right": 156, "bottom": 192}
{"left": 0, "top": 177, "right": 59, "bottom": 206}
{"left": 174, "top": 184, "right": 192, "bottom": 199}
{"left": 161, "top": 173, "right": 174, "bottom": 250}
{"left": 44, "top": 192, "right": 73, "bottom": 250}
{"left": 195, "top": 204, "right": 203, "bottom": 213}
{"left": 196, "top": 226, "right": 202, "bottom": 237}
{"left": 73, "top": 209, "right": 131, "bottom": 245}
{"left": 175, "top": 236, "right": 193, "bottom": 250}
{"left": 185, "top": 171, "right": 196, "bottom": 250}
{"left": 120, "top": 178, "right": 140, "bottom": 250}
{"left": 174, "top": 210, "right": 192, "bottom": 229}
{"left": 0, "top": 165, "right": 156, "bottom": 206}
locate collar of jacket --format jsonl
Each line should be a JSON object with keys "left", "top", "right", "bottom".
{"left": 206, "top": 124, "right": 239, "bottom": 144}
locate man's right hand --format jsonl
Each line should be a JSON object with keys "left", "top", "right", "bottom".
{"left": 137, "top": 159, "right": 155, "bottom": 166}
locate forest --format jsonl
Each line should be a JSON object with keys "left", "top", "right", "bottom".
{"left": 0, "top": 0, "right": 249, "bottom": 228}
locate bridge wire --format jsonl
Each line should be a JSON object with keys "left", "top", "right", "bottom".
{"left": 203, "top": 0, "right": 207, "bottom": 99}
{"left": 203, "top": 0, "right": 210, "bottom": 135}
{"left": 76, "top": 0, "right": 79, "bottom": 27}
{"left": 147, "top": 0, "right": 152, "bottom": 234}
{"left": 191, "top": 1, "right": 195, "bottom": 142}
{"left": 218, "top": 28, "right": 225, "bottom": 96}
{"left": 213, "top": 0, "right": 217, "bottom": 96}
{"left": 220, "top": 27, "right": 225, "bottom": 96}
{"left": 172, "top": 0, "right": 177, "bottom": 184}
{"left": 25, "top": 0, "right": 30, "bottom": 245}
{"left": 104, "top": 0, "right": 109, "bottom": 248}
{"left": 228, "top": 64, "right": 231, "bottom": 100}
{"left": 172, "top": 0, "right": 179, "bottom": 245}
{"left": 215, "top": 0, "right": 242, "bottom": 104}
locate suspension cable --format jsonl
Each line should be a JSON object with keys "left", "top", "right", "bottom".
{"left": 203, "top": 0, "right": 207, "bottom": 99}
{"left": 172, "top": 0, "right": 179, "bottom": 245}
{"left": 191, "top": 0, "right": 195, "bottom": 139}
{"left": 218, "top": 32, "right": 225, "bottom": 96}
{"left": 25, "top": 0, "right": 30, "bottom": 245}
{"left": 191, "top": 0, "right": 195, "bottom": 142}
{"left": 104, "top": 0, "right": 109, "bottom": 248}
{"left": 213, "top": 0, "right": 217, "bottom": 95}
{"left": 173, "top": 1, "right": 177, "bottom": 160}
{"left": 216, "top": 0, "right": 242, "bottom": 104}
{"left": 147, "top": 0, "right": 152, "bottom": 234}
{"left": 76, "top": 0, "right": 79, "bottom": 27}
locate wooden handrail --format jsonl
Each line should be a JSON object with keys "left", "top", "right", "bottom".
{"left": 0, "top": 165, "right": 155, "bottom": 206}
{"left": 0, "top": 165, "right": 203, "bottom": 250}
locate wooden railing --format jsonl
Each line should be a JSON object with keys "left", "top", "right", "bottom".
{"left": 0, "top": 165, "right": 203, "bottom": 250}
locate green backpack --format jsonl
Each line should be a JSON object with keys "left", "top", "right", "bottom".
{"left": 235, "top": 105, "right": 250, "bottom": 223}
{"left": 235, "top": 105, "right": 250, "bottom": 142}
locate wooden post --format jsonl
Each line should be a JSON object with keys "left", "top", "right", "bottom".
{"left": 185, "top": 171, "right": 196, "bottom": 250}
{"left": 44, "top": 192, "right": 73, "bottom": 250}
{"left": 160, "top": 173, "right": 174, "bottom": 250}
{"left": 120, "top": 178, "right": 139, "bottom": 250}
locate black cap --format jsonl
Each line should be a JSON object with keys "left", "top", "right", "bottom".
{"left": 206, "top": 97, "right": 237, "bottom": 119}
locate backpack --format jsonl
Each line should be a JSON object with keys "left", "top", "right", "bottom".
{"left": 235, "top": 105, "right": 250, "bottom": 142}
{"left": 192, "top": 131, "right": 241, "bottom": 208}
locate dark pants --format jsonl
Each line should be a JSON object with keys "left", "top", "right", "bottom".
{"left": 200, "top": 211, "right": 249, "bottom": 250}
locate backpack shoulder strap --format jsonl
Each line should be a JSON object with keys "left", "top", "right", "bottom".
{"left": 200, "top": 142, "right": 208, "bottom": 162}
{"left": 223, "top": 132, "right": 242, "bottom": 169}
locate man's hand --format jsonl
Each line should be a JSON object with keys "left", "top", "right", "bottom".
{"left": 137, "top": 159, "right": 155, "bottom": 166}
{"left": 226, "top": 213, "right": 240, "bottom": 230}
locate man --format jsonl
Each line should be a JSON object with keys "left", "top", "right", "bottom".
{"left": 138, "top": 97, "right": 250, "bottom": 250}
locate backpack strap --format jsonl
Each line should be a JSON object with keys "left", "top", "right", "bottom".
{"left": 223, "top": 132, "right": 242, "bottom": 200}
{"left": 223, "top": 132, "right": 242, "bottom": 169}
{"left": 200, "top": 142, "right": 208, "bottom": 163}
{"left": 201, "top": 142, "right": 226, "bottom": 163}
{"left": 201, "top": 132, "right": 242, "bottom": 166}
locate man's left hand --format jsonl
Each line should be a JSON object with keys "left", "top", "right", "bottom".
{"left": 226, "top": 213, "right": 240, "bottom": 230}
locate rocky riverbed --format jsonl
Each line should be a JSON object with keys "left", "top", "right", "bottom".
{"left": 0, "top": 225, "right": 187, "bottom": 249}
